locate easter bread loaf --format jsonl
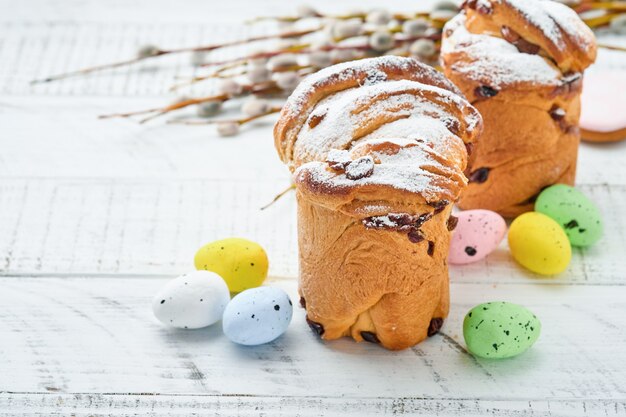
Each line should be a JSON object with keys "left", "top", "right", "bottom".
{"left": 274, "top": 57, "right": 482, "bottom": 350}
{"left": 440, "top": 0, "right": 596, "bottom": 217}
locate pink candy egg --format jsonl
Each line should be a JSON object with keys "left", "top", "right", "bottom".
{"left": 449, "top": 209, "right": 507, "bottom": 264}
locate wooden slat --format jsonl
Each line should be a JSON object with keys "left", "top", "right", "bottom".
{"left": 0, "top": 277, "right": 624, "bottom": 400}
{"left": 1, "top": 393, "right": 625, "bottom": 416}
{"left": 0, "top": 178, "right": 298, "bottom": 278}
{"left": 1, "top": 179, "right": 624, "bottom": 284}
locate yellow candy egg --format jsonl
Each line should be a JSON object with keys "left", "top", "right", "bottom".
{"left": 194, "top": 238, "right": 269, "bottom": 293}
{"left": 508, "top": 212, "right": 571, "bottom": 276}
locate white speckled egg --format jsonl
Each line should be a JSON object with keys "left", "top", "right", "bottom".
{"left": 152, "top": 270, "right": 230, "bottom": 329}
{"left": 449, "top": 209, "right": 507, "bottom": 264}
{"left": 222, "top": 287, "right": 293, "bottom": 346}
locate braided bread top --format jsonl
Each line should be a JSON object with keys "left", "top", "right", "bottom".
{"left": 273, "top": 57, "right": 482, "bottom": 215}
{"left": 441, "top": 0, "right": 596, "bottom": 91}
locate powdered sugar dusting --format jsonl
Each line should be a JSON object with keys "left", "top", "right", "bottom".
{"left": 284, "top": 56, "right": 413, "bottom": 116}
{"left": 504, "top": 0, "right": 564, "bottom": 49}
{"left": 442, "top": 14, "right": 561, "bottom": 88}
{"left": 281, "top": 57, "right": 479, "bottom": 204}
{"left": 297, "top": 140, "right": 462, "bottom": 201}
{"left": 294, "top": 79, "right": 477, "bottom": 164}
{"left": 540, "top": 0, "right": 595, "bottom": 50}
{"left": 360, "top": 116, "right": 466, "bottom": 157}
{"left": 366, "top": 215, "right": 398, "bottom": 228}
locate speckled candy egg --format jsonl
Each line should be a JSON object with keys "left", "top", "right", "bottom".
{"left": 535, "top": 184, "right": 603, "bottom": 247}
{"left": 463, "top": 302, "right": 541, "bottom": 359}
{"left": 152, "top": 270, "right": 230, "bottom": 329}
{"left": 194, "top": 238, "right": 269, "bottom": 293}
{"left": 508, "top": 212, "right": 571, "bottom": 275}
{"left": 222, "top": 287, "right": 293, "bottom": 346}
{"left": 449, "top": 209, "right": 507, "bottom": 264}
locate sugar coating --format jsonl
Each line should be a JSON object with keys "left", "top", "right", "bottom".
{"left": 505, "top": 0, "right": 594, "bottom": 51}
{"left": 291, "top": 78, "right": 477, "bottom": 197}
{"left": 297, "top": 140, "right": 461, "bottom": 201}
{"left": 284, "top": 56, "right": 417, "bottom": 116}
{"left": 442, "top": 0, "right": 595, "bottom": 87}
{"left": 294, "top": 79, "right": 477, "bottom": 164}
{"left": 281, "top": 57, "right": 480, "bottom": 200}
{"left": 505, "top": 0, "right": 564, "bottom": 48}
{"left": 442, "top": 14, "right": 561, "bottom": 88}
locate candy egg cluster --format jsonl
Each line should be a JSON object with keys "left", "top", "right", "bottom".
{"left": 194, "top": 238, "right": 269, "bottom": 293}
{"left": 223, "top": 287, "right": 293, "bottom": 345}
{"left": 450, "top": 185, "right": 602, "bottom": 275}
{"left": 449, "top": 209, "right": 507, "bottom": 264}
{"left": 152, "top": 238, "right": 292, "bottom": 346}
{"left": 508, "top": 212, "right": 572, "bottom": 276}
{"left": 535, "top": 184, "right": 603, "bottom": 247}
{"left": 463, "top": 302, "right": 541, "bottom": 359}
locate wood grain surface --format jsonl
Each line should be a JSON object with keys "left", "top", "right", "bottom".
{"left": 1, "top": 0, "right": 625, "bottom": 415}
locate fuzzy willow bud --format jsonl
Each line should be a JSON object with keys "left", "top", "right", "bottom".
{"left": 308, "top": 51, "right": 332, "bottom": 68}
{"left": 197, "top": 101, "right": 222, "bottom": 118}
{"left": 274, "top": 71, "right": 300, "bottom": 92}
{"left": 267, "top": 54, "right": 299, "bottom": 71}
{"left": 137, "top": 44, "right": 160, "bottom": 59}
{"left": 241, "top": 98, "right": 272, "bottom": 117}
{"left": 369, "top": 31, "right": 394, "bottom": 52}
{"left": 332, "top": 20, "right": 363, "bottom": 39}
{"left": 219, "top": 79, "right": 243, "bottom": 96}
{"left": 330, "top": 49, "right": 358, "bottom": 63}
{"left": 190, "top": 51, "right": 206, "bottom": 67}
{"left": 402, "top": 19, "right": 430, "bottom": 37}
{"left": 366, "top": 9, "right": 392, "bottom": 26}
{"left": 247, "top": 66, "right": 271, "bottom": 84}
{"left": 217, "top": 122, "right": 240, "bottom": 137}
{"left": 409, "top": 39, "right": 436, "bottom": 58}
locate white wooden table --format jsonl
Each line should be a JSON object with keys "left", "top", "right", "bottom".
{"left": 1, "top": 0, "right": 625, "bottom": 415}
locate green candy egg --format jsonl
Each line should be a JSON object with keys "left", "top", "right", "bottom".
{"left": 535, "top": 184, "right": 603, "bottom": 247}
{"left": 463, "top": 302, "right": 541, "bottom": 359}
{"left": 194, "top": 238, "right": 269, "bottom": 293}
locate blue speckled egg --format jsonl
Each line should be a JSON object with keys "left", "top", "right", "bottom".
{"left": 222, "top": 287, "right": 293, "bottom": 346}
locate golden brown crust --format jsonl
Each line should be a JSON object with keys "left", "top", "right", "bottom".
{"left": 441, "top": 0, "right": 596, "bottom": 217}
{"left": 274, "top": 56, "right": 474, "bottom": 169}
{"left": 297, "top": 195, "right": 452, "bottom": 350}
{"left": 273, "top": 57, "right": 482, "bottom": 350}
{"left": 458, "top": 95, "right": 580, "bottom": 217}
{"left": 464, "top": 0, "right": 596, "bottom": 73}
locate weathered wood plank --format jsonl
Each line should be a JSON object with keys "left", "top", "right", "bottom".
{"left": 0, "top": 178, "right": 298, "bottom": 278}
{"left": 0, "top": 277, "right": 624, "bottom": 400}
{"left": 1, "top": 393, "right": 625, "bottom": 417}
{"left": 1, "top": 2, "right": 625, "bottom": 413}
{"left": 0, "top": 180, "right": 623, "bottom": 284}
